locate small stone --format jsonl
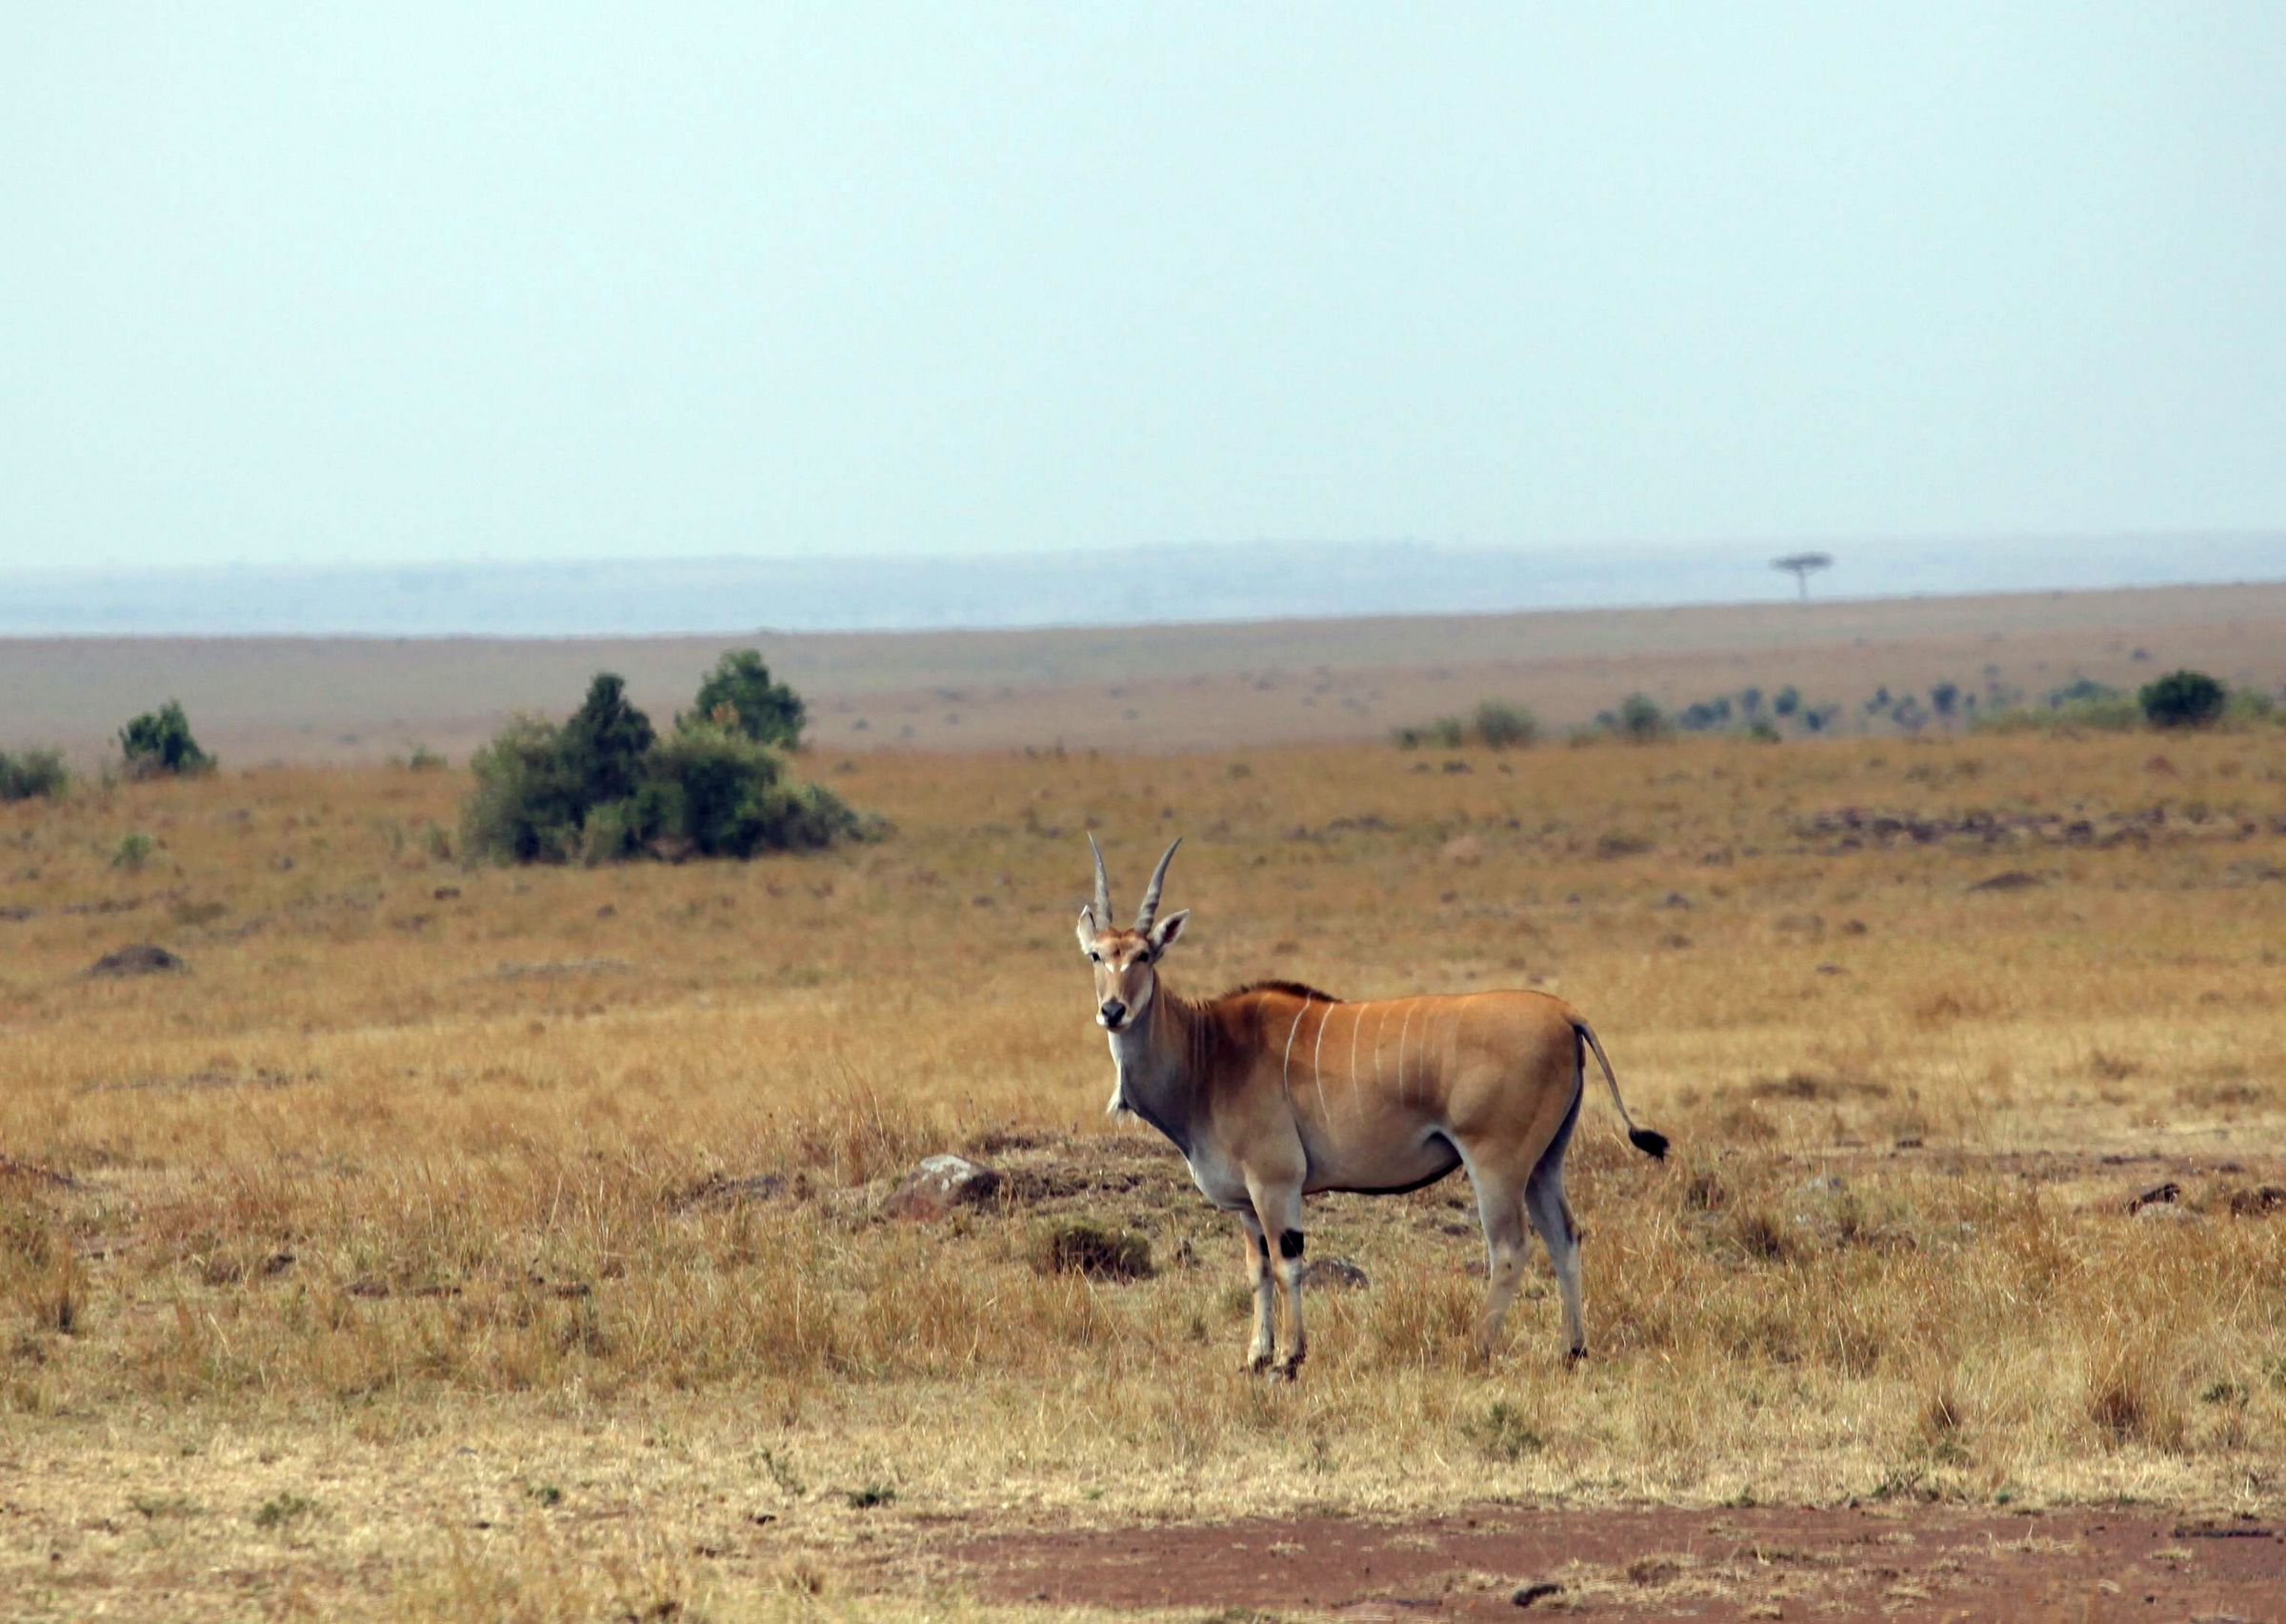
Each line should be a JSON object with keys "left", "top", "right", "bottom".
{"left": 87, "top": 944, "right": 189, "bottom": 978}
{"left": 882, "top": 1154, "right": 1003, "bottom": 1220}
{"left": 1303, "top": 1256, "right": 1371, "bottom": 1291}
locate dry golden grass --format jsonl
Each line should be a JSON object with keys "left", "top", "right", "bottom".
{"left": 3, "top": 730, "right": 2285, "bottom": 1618}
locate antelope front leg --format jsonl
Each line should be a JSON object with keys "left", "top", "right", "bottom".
{"left": 1236, "top": 1213, "right": 1277, "bottom": 1372}
{"left": 1255, "top": 1185, "right": 1309, "bottom": 1380}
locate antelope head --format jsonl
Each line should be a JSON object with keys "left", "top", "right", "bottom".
{"left": 1076, "top": 834, "right": 1189, "bottom": 1033}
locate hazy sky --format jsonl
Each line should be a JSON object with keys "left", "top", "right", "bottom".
{"left": 6, "top": 5, "right": 2283, "bottom": 572}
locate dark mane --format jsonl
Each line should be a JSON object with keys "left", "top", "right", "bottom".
{"left": 1219, "top": 978, "right": 1345, "bottom": 1005}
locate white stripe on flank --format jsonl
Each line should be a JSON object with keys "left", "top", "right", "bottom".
{"left": 1311, "top": 998, "right": 1333, "bottom": 1120}
{"left": 1280, "top": 1002, "right": 1307, "bottom": 1096}
{"left": 1395, "top": 1003, "right": 1414, "bottom": 1104}
{"left": 1349, "top": 1000, "right": 1364, "bottom": 1093}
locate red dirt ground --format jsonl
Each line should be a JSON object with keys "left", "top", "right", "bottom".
{"left": 944, "top": 1505, "right": 2284, "bottom": 1620}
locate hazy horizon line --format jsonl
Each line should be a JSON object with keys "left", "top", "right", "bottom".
{"left": 4, "top": 527, "right": 2280, "bottom": 585}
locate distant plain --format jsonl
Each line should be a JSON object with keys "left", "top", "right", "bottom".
{"left": 5, "top": 580, "right": 2285, "bottom": 764}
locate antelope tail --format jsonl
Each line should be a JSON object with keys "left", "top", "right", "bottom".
{"left": 1574, "top": 1020, "right": 1669, "bottom": 1160}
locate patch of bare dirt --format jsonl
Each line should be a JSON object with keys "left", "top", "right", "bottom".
{"left": 942, "top": 1505, "right": 2286, "bottom": 1620}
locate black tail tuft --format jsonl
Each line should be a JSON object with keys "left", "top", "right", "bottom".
{"left": 1629, "top": 1127, "right": 1670, "bottom": 1161}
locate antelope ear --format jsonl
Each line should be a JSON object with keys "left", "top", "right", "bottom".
{"left": 1075, "top": 906, "right": 1099, "bottom": 952}
{"left": 1148, "top": 910, "right": 1189, "bottom": 954}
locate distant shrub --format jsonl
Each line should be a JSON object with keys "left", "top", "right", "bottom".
{"left": 2224, "top": 689, "right": 2277, "bottom": 726}
{"left": 118, "top": 701, "right": 213, "bottom": 778}
{"left": 401, "top": 744, "right": 448, "bottom": 772}
{"left": 1745, "top": 719, "right": 1781, "bottom": 743}
{"left": 1772, "top": 685, "right": 1801, "bottom": 718}
{"left": 688, "top": 650, "right": 806, "bottom": 748}
{"left": 462, "top": 672, "right": 872, "bottom": 865}
{"left": 1676, "top": 695, "right": 1733, "bottom": 732}
{"left": 1471, "top": 700, "right": 1540, "bottom": 749}
{"left": 1613, "top": 693, "right": 1667, "bottom": 743}
{"left": 1394, "top": 716, "right": 1468, "bottom": 751}
{"left": 1396, "top": 701, "right": 1540, "bottom": 751}
{"left": 0, "top": 748, "right": 69, "bottom": 801}
{"left": 1929, "top": 681, "right": 1960, "bottom": 720}
{"left": 112, "top": 832, "right": 156, "bottom": 871}
{"left": 2139, "top": 670, "right": 2226, "bottom": 731}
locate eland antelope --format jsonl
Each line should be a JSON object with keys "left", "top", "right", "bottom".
{"left": 1078, "top": 835, "right": 1668, "bottom": 1377}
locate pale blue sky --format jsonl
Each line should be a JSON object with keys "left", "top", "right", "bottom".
{"left": 5, "top": 5, "right": 2282, "bottom": 572}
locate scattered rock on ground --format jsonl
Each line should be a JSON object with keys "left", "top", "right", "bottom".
{"left": 883, "top": 1154, "right": 1004, "bottom": 1220}
{"left": 1033, "top": 1220, "right": 1153, "bottom": 1280}
{"left": 675, "top": 1172, "right": 789, "bottom": 1211}
{"left": 87, "top": 943, "right": 188, "bottom": 978}
{"left": 1304, "top": 1256, "right": 1371, "bottom": 1291}
{"left": 2127, "top": 1180, "right": 2181, "bottom": 1215}
{"left": 2224, "top": 1185, "right": 2286, "bottom": 1217}
{"left": 1967, "top": 871, "right": 2044, "bottom": 893}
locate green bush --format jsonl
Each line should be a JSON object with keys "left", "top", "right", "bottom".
{"left": 1471, "top": 700, "right": 1540, "bottom": 749}
{"left": 0, "top": 748, "right": 69, "bottom": 801}
{"left": 1394, "top": 716, "right": 1467, "bottom": 751}
{"left": 2139, "top": 670, "right": 2227, "bottom": 731}
{"left": 688, "top": 650, "right": 806, "bottom": 748}
{"left": 118, "top": 701, "right": 212, "bottom": 778}
{"left": 462, "top": 673, "right": 872, "bottom": 866}
{"left": 2224, "top": 689, "right": 2278, "bottom": 726}
{"left": 1614, "top": 692, "right": 1667, "bottom": 743}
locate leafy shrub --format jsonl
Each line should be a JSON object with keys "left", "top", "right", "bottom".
{"left": 1613, "top": 692, "right": 1667, "bottom": 743}
{"left": 2139, "top": 670, "right": 2227, "bottom": 731}
{"left": 0, "top": 748, "right": 69, "bottom": 801}
{"left": 118, "top": 701, "right": 212, "bottom": 777}
{"left": 2225, "top": 689, "right": 2278, "bottom": 726}
{"left": 1471, "top": 700, "right": 1540, "bottom": 749}
{"left": 688, "top": 650, "right": 806, "bottom": 748}
{"left": 1772, "top": 685, "right": 1801, "bottom": 718}
{"left": 112, "top": 832, "right": 156, "bottom": 871}
{"left": 1393, "top": 716, "right": 1467, "bottom": 751}
{"left": 462, "top": 673, "right": 872, "bottom": 865}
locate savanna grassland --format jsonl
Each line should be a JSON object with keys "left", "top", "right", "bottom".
{"left": 4, "top": 729, "right": 2286, "bottom": 1619}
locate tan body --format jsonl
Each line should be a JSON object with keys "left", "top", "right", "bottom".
{"left": 1079, "top": 836, "right": 1667, "bottom": 1377}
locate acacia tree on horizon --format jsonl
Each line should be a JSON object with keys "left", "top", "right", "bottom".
{"left": 1773, "top": 551, "right": 1835, "bottom": 600}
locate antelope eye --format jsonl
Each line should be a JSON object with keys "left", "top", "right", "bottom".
{"left": 1088, "top": 951, "right": 1101, "bottom": 963}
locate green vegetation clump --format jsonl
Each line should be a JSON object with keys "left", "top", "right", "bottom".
{"left": 462, "top": 670, "right": 875, "bottom": 865}
{"left": 687, "top": 650, "right": 806, "bottom": 748}
{"left": 1611, "top": 692, "right": 1667, "bottom": 743}
{"left": 0, "top": 747, "right": 70, "bottom": 801}
{"left": 2139, "top": 669, "right": 2227, "bottom": 731}
{"left": 118, "top": 700, "right": 213, "bottom": 778}
{"left": 1470, "top": 699, "right": 1540, "bottom": 749}
{"left": 1394, "top": 700, "right": 1540, "bottom": 751}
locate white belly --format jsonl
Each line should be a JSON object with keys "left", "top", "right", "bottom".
{"left": 1183, "top": 1147, "right": 1252, "bottom": 1211}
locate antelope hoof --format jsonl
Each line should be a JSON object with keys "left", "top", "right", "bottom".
{"left": 1565, "top": 1344, "right": 1590, "bottom": 1367}
{"left": 1271, "top": 1353, "right": 1306, "bottom": 1382}
{"left": 1245, "top": 1350, "right": 1274, "bottom": 1375}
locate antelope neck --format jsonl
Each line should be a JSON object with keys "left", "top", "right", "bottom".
{"left": 1108, "top": 983, "right": 1200, "bottom": 1154}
